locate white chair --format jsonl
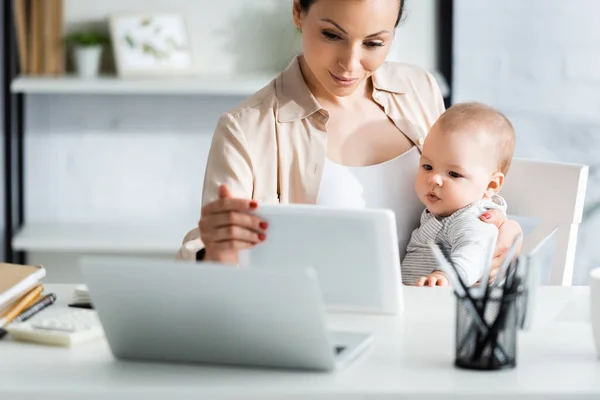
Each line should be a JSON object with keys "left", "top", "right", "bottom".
{"left": 501, "top": 158, "right": 588, "bottom": 286}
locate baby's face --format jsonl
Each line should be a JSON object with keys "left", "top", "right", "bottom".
{"left": 415, "top": 126, "right": 499, "bottom": 217}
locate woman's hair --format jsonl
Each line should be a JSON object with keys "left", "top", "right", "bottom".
{"left": 298, "top": 0, "right": 406, "bottom": 27}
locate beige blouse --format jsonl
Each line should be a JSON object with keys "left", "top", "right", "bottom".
{"left": 177, "top": 56, "right": 446, "bottom": 260}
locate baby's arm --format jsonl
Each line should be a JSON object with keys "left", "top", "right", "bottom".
{"left": 447, "top": 216, "right": 499, "bottom": 287}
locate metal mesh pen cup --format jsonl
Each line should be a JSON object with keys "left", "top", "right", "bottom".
{"left": 454, "top": 289, "right": 519, "bottom": 370}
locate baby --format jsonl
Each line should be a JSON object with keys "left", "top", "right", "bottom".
{"left": 401, "top": 102, "right": 515, "bottom": 287}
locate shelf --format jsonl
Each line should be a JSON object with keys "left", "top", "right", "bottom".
{"left": 10, "top": 74, "right": 276, "bottom": 96}
{"left": 12, "top": 222, "right": 193, "bottom": 254}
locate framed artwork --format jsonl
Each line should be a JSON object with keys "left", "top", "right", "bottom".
{"left": 109, "top": 13, "right": 195, "bottom": 78}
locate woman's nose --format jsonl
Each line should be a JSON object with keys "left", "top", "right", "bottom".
{"left": 428, "top": 174, "right": 443, "bottom": 187}
{"left": 337, "top": 46, "right": 361, "bottom": 72}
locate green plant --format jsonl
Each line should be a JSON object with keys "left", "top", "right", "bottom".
{"left": 63, "top": 31, "right": 110, "bottom": 47}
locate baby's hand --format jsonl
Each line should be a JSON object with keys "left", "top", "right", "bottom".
{"left": 416, "top": 271, "right": 449, "bottom": 287}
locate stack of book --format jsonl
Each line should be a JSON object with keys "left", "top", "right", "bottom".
{"left": 13, "top": 0, "right": 65, "bottom": 75}
{"left": 0, "top": 263, "right": 47, "bottom": 329}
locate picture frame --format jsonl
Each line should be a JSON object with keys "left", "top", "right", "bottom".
{"left": 109, "top": 13, "right": 196, "bottom": 78}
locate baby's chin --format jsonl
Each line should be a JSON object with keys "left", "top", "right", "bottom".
{"left": 422, "top": 198, "right": 460, "bottom": 217}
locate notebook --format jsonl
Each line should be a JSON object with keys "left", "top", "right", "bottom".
{"left": 0, "top": 263, "right": 46, "bottom": 314}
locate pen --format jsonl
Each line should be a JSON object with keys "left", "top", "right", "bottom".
{"left": 472, "top": 234, "right": 522, "bottom": 360}
{"left": 490, "top": 234, "right": 522, "bottom": 288}
{"left": 12, "top": 293, "right": 57, "bottom": 323}
{"left": 428, "top": 242, "right": 509, "bottom": 363}
{"left": 0, "top": 284, "right": 44, "bottom": 328}
{"left": 476, "top": 235, "right": 497, "bottom": 298}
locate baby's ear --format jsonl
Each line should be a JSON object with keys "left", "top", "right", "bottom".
{"left": 485, "top": 172, "right": 505, "bottom": 197}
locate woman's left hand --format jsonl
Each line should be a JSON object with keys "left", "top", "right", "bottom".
{"left": 480, "top": 210, "right": 523, "bottom": 281}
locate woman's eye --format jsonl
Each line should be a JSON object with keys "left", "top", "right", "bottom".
{"left": 449, "top": 171, "right": 462, "bottom": 178}
{"left": 422, "top": 164, "right": 432, "bottom": 171}
{"left": 322, "top": 31, "right": 341, "bottom": 41}
{"left": 364, "top": 41, "right": 384, "bottom": 49}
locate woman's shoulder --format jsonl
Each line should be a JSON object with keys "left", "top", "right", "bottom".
{"left": 375, "top": 62, "right": 441, "bottom": 93}
{"left": 225, "top": 78, "right": 279, "bottom": 120}
{"left": 374, "top": 62, "right": 447, "bottom": 130}
{"left": 209, "top": 75, "right": 286, "bottom": 151}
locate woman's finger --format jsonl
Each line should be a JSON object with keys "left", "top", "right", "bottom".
{"left": 488, "top": 263, "right": 500, "bottom": 282}
{"left": 489, "top": 219, "right": 523, "bottom": 274}
{"left": 200, "top": 211, "right": 266, "bottom": 236}
{"left": 479, "top": 209, "right": 507, "bottom": 228}
{"left": 211, "top": 224, "right": 265, "bottom": 244}
{"left": 201, "top": 197, "right": 258, "bottom": 215}
{"left": 488, "top": 254, "right": 504, "bottom": 281}
{"left": 212, "top": 239, "right": 257, "bottom": 252}
{"left": 218, "top": 184, "right": 233, "bottom": 199}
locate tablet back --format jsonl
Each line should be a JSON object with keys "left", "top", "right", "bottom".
{"left": 240, "top": 204, "right": 403, "bottom": 314}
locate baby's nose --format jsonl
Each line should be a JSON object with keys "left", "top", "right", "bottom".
{"left": 429, "top": 174, "right": 443, "bottom": 186}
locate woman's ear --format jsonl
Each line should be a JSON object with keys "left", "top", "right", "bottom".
{"left": 485, "top": 172, "right": 505, "bottom": 198}
{"left": 293, "top": 0, "right": 304, "bottom": 31}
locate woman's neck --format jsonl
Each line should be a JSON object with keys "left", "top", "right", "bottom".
{"left": 298, "top": 55, "right": 371, "bottom": 109}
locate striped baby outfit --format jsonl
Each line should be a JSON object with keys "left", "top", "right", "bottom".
{"left": 401, "top": 196, "right": 507, "bottom": 286}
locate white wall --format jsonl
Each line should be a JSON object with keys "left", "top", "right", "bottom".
{"left": 388, "top": 0, "right": 438, "bottom": 71}
{"left": 64, "top": 0, "right": 439, "bottom": 74}
{"left": 453, "top": 0, "right": 600, "bottom": 284}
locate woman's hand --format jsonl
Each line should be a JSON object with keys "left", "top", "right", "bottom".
{"left": 480, "top": 210, "right": 523, "bottom": 281}
{"left": 199, "top": 184, "right": 268, "bottom": 263}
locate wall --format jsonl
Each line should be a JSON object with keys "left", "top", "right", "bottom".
{"left": 387, "top": 0, "right": 439, "bottom": 71}
{"left": 453, "top": 0, "right": 600, "bottom": 284}
{"left": 0, "top": 2, "right": 6, "bottom": 262}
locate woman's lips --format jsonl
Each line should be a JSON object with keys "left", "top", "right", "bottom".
{"left": 330, "top": 72, "right": 358, "bottom": 86}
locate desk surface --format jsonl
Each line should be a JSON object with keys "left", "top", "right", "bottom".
{"left": 1, "top": 285, "right": 598, "bottom": 400}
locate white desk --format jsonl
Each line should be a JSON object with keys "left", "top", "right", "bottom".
{"left": 1, "top": 285, "right": 598, "bottom": 400}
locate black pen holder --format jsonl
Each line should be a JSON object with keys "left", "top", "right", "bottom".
{"left": 454, "top": 289, "right": 520, "bottom": 371}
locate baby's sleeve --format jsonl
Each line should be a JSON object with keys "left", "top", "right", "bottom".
{"left": 446, "top": 213, "right": 499, "bottom": 286}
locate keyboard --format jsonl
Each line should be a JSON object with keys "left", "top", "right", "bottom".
{"left": 6, "top": 307, "right": 104, "bottom": 347}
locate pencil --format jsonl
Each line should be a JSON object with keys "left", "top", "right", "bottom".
{"left": 0, "top": 288, "right": 41, "bottom": 319}
{"left": 0, "top": 284, "right": 44, "bottom": 327}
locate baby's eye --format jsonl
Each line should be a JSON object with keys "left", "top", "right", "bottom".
{"left": 449, "top": 171, "right": 462, "bottom": 178}
{"left": 422, "top": 164, "right": 432, "bottom": 171}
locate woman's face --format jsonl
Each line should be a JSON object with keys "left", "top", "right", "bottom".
{"left": 294, "top": 0, "right": 399, "bottom": 98}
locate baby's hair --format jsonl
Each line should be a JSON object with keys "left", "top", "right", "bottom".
{"left": 435, "top": 102, "right": 515, "bottom": 175}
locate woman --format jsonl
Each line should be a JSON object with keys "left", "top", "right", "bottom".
{"left": 177, "top": 0, "right": 521, "bottom": 278}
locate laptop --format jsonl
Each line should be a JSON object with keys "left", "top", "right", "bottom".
{"left": 79, "top": 256, "right": 373, "bottom": 372}
{"left": 239, "top": 204, "right": 403, "bottom": 315}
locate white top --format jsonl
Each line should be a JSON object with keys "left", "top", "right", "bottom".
{"left": 1, "top": 284, "right": 597, "bottom": 399}
{"left": 317, "top": 146, "right": 425, "bottom": 258}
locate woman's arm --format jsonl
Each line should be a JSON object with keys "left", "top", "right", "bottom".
{"left": 480, "top": 211, "right": 523, "bottom": 280}
{"left": 202, "top": 113, "right": 254, "bottom": 205}
{"left": 176, "top": 113, "right": 261, "bottom": 262}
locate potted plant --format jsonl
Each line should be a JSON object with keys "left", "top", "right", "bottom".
{"left": 63, "top": 31, "right": 110, "bottom": 78}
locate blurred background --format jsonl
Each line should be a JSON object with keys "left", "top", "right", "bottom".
{"left": 0, "top": 0, "right": 598, "bottom": 284}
